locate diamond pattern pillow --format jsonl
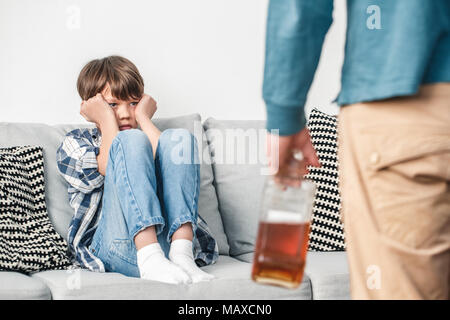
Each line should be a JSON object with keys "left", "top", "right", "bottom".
{"left": 0, "top": 145, "right": 72, "bottom": 273}
{"left": 305, "top": 108, "right": 346, "bottom": 251}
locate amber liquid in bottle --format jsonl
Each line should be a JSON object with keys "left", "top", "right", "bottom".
{"left": 251, "top": 221, "right": 310, "bottom": 289}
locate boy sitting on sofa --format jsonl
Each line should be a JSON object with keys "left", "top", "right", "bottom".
{"left": 56, "top": 55, "right": 217, "bottom": 284}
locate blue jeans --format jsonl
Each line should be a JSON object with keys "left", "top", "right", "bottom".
{"left": 89, "top": 128, "right": 200, "bottom": 278}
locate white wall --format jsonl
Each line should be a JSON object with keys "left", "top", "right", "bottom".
{"left": 0, "top": 0, "right": 346, "bottom": 125}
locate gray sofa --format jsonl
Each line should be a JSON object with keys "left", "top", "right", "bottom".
{"left": 0, "top": 114, "right": 350, "bottom": 300}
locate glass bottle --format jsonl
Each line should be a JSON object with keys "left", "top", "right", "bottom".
{"left": 251, "top": 151, "right": 317, "bottom": 289}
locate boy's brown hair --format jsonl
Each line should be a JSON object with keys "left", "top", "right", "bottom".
{"left": 77, "top": 55, "right": 144, "bottom": 101}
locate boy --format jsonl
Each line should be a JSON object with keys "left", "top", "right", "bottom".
{"left": 56, "top": 55, "right": 217, "bottom": 284}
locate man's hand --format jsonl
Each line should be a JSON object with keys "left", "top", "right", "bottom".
{"left": 135, "top": 94, "right": 157, "bottom": 124}
{"left": 266, "top": 127, "right": 321, "bottom": 186}
{"left": 80, "top": 93, "right": 115, "bottom": 126}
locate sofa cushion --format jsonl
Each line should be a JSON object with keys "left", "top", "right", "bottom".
{"left": 304, "top": 251, "right": 350, "bottom": 300}
{"left": 32, "top": 255, "right": 311, "bottom": 299}
{"left": 0, "top": 271, "right": 51, "bottom": 300}
{"left": 232, "top": 251, "right": 350, "bottom": 300}
{"left": 203, "top": 118, "right": 267, "bottom": 257}
{"left": 0, "top": 114, "right": 229, "bottom": 255}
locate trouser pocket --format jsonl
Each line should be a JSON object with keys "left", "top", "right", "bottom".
{"left": 357, "top": 122, "right": 450, "bottom": 249}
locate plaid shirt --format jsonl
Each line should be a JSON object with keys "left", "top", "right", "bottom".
{"left": 56, "top": 127, "right": 219, "bottom": 272}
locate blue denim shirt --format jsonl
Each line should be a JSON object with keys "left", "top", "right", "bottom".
{"left": 263, "top": 0, "right": 450, "bottom": 135}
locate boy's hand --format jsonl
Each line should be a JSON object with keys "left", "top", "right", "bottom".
{"left": 80, "top": 93, "right": 115, "bottom": 126}
{"left": 135, "top": 94, "right": 157, "bottom": 124}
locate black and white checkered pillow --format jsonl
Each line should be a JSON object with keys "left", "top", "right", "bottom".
{"left": 0, "top": 146, "right": 72, "bottom": 273}
{"left": 305, "top": 109, "right": 346, "bottom": 251}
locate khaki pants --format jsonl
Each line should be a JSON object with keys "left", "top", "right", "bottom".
{"left": 338, "top": 83, "right": 450, "bottom": 300}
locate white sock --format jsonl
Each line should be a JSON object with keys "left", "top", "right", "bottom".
{"left": 137, "top": 242, "right": 192, "bottom": 284}
{"left": 169, "top": 239, "right": 215, "bottom": 283}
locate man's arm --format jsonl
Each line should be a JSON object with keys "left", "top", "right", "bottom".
{"left": 263, "top": 0, "right": 333, "bottom": 136}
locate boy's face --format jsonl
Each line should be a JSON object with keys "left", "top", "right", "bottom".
{"left": 101, "top": 83, "right": 139, "bottom": 131}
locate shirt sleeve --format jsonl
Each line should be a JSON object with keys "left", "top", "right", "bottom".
{"left": 193, "top": 214, "right": 219, "bottom": 267}
{"left": 263, "top": 0, "right": 333, "bottom": 136}
{"left": 56, "top": 131, "right": 104, "bottom": 194}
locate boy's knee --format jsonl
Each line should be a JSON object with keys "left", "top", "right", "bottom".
{"left": 158, "top": 129, "right": 199, "bottom": 165}
{"left": 118, "top": 129, "right": 151, "bottom": 146}
{"left": 159, "top": 128, "right": 197, "bottom": 149}
{"left": 111, "top": 129, "right": 153, "bottom": 154}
